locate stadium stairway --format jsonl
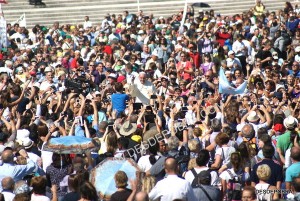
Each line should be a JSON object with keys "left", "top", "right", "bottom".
{"left": 2, "top": 0, "right": 289, "bottom": 28}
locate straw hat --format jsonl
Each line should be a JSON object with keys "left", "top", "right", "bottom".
{"left": 283, "top": 116, "right": 298, "bottom": 129}
{"left": 247, "top": 111, "right": 260, "bottom": 122}
{"left": 119, "top": 121, "right": 137, "bottom": 136}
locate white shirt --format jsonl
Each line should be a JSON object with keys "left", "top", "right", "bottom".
{"left": 83, "top": 21, "right": 92, "bottom": 29}
{"left": 62, "top": 42, "right": 72, "bottom": 52}
{"left": 215, "top": 146, "right": 236, "bottom": 166}
{"left": 40, "top": 81, "right": 53, "bottom": 91}
{"left": 255, "top": 183, "right": 273, "bottom": 201}
{"left": 41, "top": 142, "right": 53, "bottom": 173}
{"left": 126, "top": 72, "right": 139, "bottom": 84}
{"left": 226, "top": 57, "right": 242, "bottom": 68}
{"left": 184, "top": 167, "right": 219, "bottom": 186}
{"left": 2, "top": 191, "right": 15, "bottom": 201}
{"left": 0, "top": 67, "right": 13, "bottom": 77}
{"left": 28, "top": 152, "right": 42, "bottom": 167}
{"left": 236, "top": 122, "right": 268, "bottom": 136}
{"left": 138, "top": 155, "right": 160, "bottom": 172}
{"left": 232, "top": 40, "right": 246, "bottom": 57}
{"left": 31, "top": 193, "right": 50, "bottom": 201}
{"left": 185, "top": 110, "right": 196, "bottom": 126}
{"left": 285, "top": 147, "right": 292, "bottom": 169}
{"left": 251, "top": 35, "right": 260, "bottom": 50}
{"left": 130, "top": 79, "right": 157, "bottom": 105}
{"left": 153, "top": 69, "right": 162, "bottom": 79}
{"left": 149, "top": 175, "right": 197, "bottom": 201}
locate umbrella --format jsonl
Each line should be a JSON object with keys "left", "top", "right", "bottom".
{"left": 90, "top": 157, "right": 142, "bottom": 200}
{"left": 191, "top": 2, "right": 210, "bottom": 8}
{"left": 43, "top": 136, "right": 101, "bottom": 154}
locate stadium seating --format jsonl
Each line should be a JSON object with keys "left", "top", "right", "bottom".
{"left": 2, "top": 0, "right": 287, "bottom": 28}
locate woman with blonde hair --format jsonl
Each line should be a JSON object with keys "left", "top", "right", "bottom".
{"left": 110, "top": 171, "right": 132, "bottom": 201}
{"left": 255, "top": 164, "right": 279, "bottom": 201}
{"left": 141, "top": 175, "right": 156, "bottom": 194}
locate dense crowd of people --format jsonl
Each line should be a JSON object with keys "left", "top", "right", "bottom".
{"left": 2, "top": 0, "right": 300, "bottom": 200}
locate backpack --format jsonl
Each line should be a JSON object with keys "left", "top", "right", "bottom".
{"left": 172, "top": 146, "right": 190, "bottom": 175}
{"left": 226, "top": 169, "right": 243, "bottom": 201}
{"left": 190, "top": 168, "right": 217, "bottom": 188}
{"left": 243, "top": 137, "right": 258, "bottom": 155}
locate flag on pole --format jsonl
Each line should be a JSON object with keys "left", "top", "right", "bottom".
{"left": 219, "top": 68, "right": 247, "bottom": 95}
{"left": 12, "top": 13, "right": 26, "bottom": 27}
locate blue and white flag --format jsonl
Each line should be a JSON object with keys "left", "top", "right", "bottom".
{"left": 219, "top": 68, "right": 247, "bottom": 95}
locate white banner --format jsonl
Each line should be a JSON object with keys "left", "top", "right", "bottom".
{"left": 0, "top": 17, "right": 6, "bottom": 48}
{"left": 12, "top": 13, "right": 26, "bottom": 28}
{"left": 219, "top": 68, "right": 247, "bottom": 95}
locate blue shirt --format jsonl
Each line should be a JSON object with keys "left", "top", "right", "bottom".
{"left": 111, "top": 93, "right": 129, "bottom": 113}
{"left": 288, "top": 70, "right": 300, "bottom": 78}
{"left": 0, "top": 160, "right": 37, "bottom": 182}
{"left": 286, "top": 162, "right": 300, "bottom": 182}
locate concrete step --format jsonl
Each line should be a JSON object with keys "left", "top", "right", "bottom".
{"left": 1, "top": 0, "right": 287, "bottom": 28}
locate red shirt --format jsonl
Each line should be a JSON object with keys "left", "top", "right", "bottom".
{"left": 176, "top": 61, "right": 192, "bottom": 81}
{"left": 103, "top": 45, "right": 113, "bottom": 55}
{"left": 188, "top": 52, "right": 200, "bottom": 68}
{"left": 70, "top": 58, "right": 78, "bottom": 69}
{"left": 215, "top": 31, "right": 231, "bottom": 47}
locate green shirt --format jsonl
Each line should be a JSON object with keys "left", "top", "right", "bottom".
{"left": 276, "top": 131, "right": 299, "bottom": 154}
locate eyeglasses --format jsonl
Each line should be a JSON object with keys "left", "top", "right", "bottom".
{"left": 89, "top": 64, "right": 94, "bottom": 66}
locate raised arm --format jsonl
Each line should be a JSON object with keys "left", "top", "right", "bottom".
{"left": 8, "top": 80, "right": 30, "bottom": 107}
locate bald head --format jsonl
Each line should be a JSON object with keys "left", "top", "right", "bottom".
{"left": 1, "top": 150, "right": 14, "bottom": 163}
{"left": 291, "top": 147, "right": 300, "bottom": 162}
{"left": 2, "top": 177, "right": 14, "bottom": 191}
{"left": 135, "top": 191, "right": 149, "bottom": 201}
{"left": 165, "top": 157, "right": 178, "bottom": 174}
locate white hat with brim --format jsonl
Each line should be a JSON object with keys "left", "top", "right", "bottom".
{"left": 16, "top": 129, "right": 30, "bottom": 141}
{"left": 108, "top": 73, "right": 117, "bottom": 79}
{"left": 247, "top": 111, "right": 260, "bottom": 122}
{"left": 44, "top": 66, "right": 53, "bottom": 73}
{"left": 284, "top": 115, "right": 298, "bottom": 129}
{"left": 228, "top": 50, "right": 235, "bottom": 56}
{"left": 119, "top": 121, "right": 137, "bottom": 136}
{"left": 21, "top": 138, "right": 34, "bottom": 149}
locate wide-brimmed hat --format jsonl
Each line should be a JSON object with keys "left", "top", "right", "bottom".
{"left": 247, "top": 111, "right": 260, "bottom": 122}
{"left": 119, "top": 120, "right": 137, "bottom": 136}
{"left": 21, "top": 138, "right": 34, "bottom": 149}
{"left": 284, "top": 116, "right": 298, "bottom": 129}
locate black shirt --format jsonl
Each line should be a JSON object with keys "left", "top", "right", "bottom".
{"left": 62, "top": 192, "right": 80, "bottom": 201}
{"left": 110, "top": 188, "right": 132, "bottom": 201}
{"left": 255, "top": 49, "right": 272, "bottom": 69}
{"left": 250, "top": 158, "right": 283, "bottom": 186}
